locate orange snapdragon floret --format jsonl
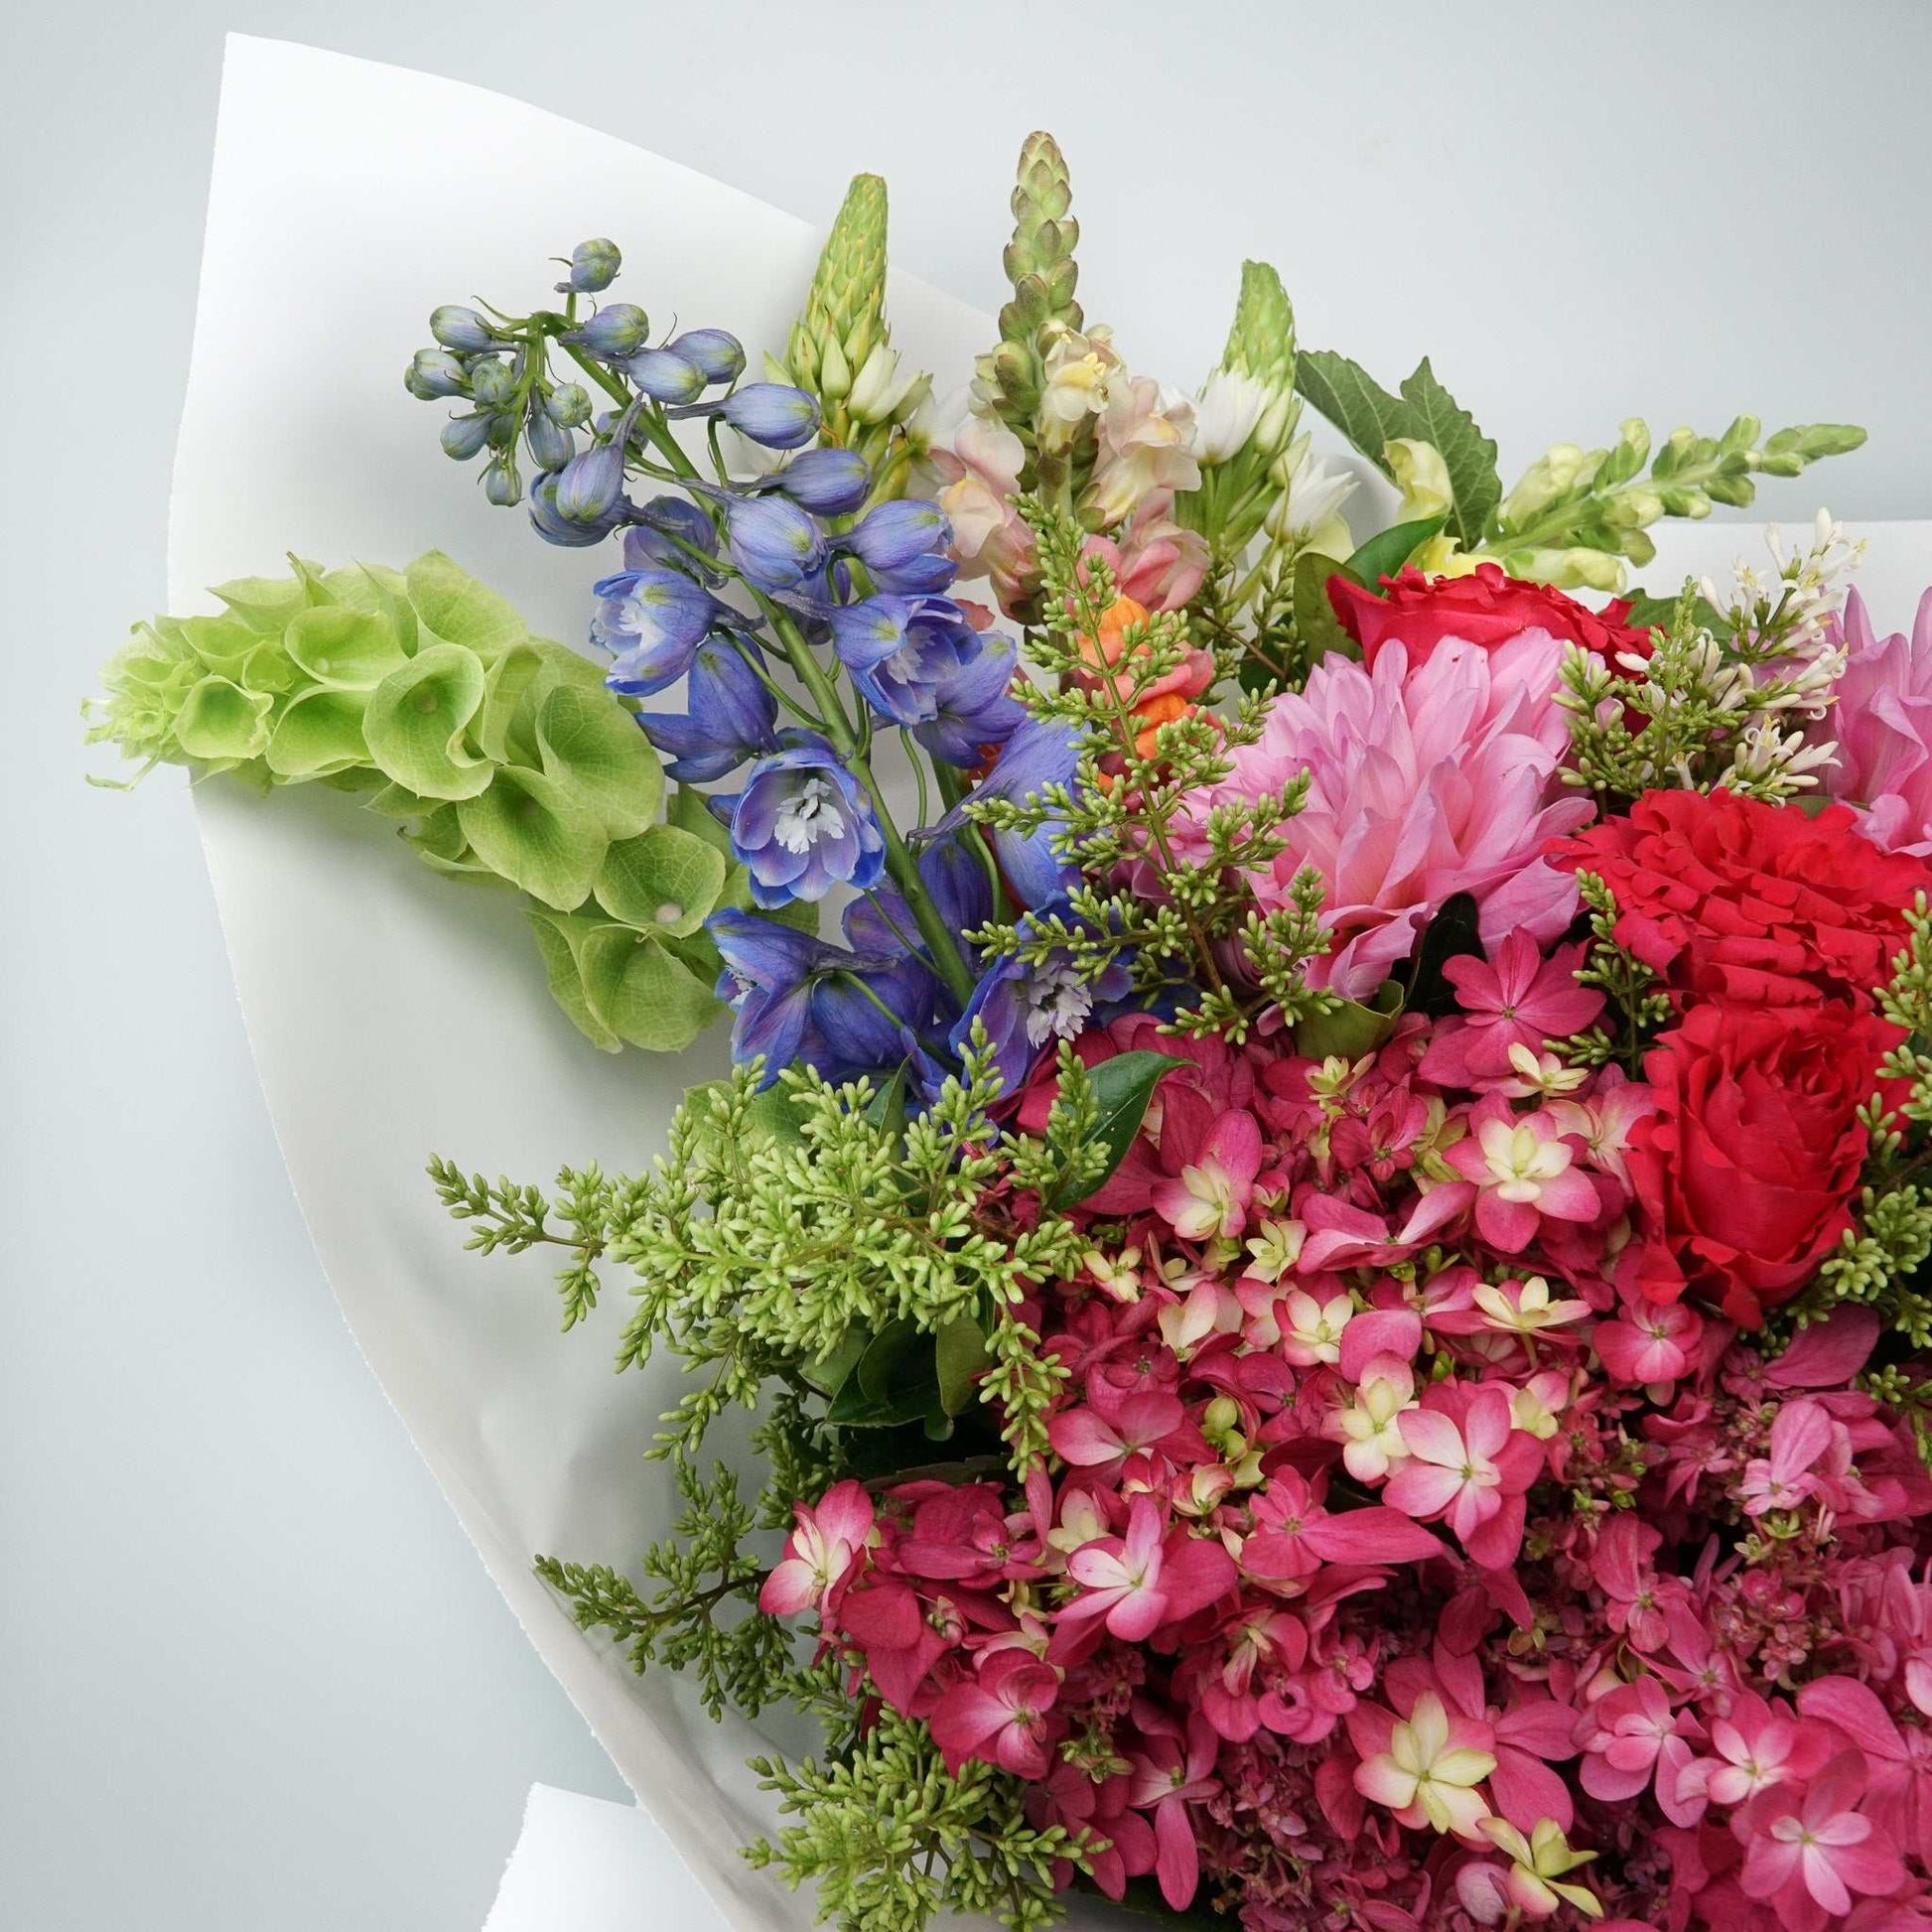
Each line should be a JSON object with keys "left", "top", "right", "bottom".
{"left": 1074, "top": 594, "right": 1216, "bottom": 786}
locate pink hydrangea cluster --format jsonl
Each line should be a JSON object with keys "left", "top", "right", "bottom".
{"left": 762, "top": 961, "right": 1932, "bottom": 1929}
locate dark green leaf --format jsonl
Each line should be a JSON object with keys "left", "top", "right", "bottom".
{"left": 1292, "top": 550, "right": 1358, "bottom": 667}
{"left": 863, "top": 1061, "right": 910, "bottom": 1138}
{"left": 1398, "top": 357, "right": 1501, "bottom": 547}
{"left": 1295, "top": 979, "right": 1404, "bottom": 1059}
{"left": 1340, "top": 515, "right": 1447, "bottom": 592}
{"left": 1053, "top": 1050, "right": 1189, "bottom": 1209}
{"left": 1295, "top": 348, "right": 1412, "bottom": 478}
{"left": 935, "top": 1316, "right": 993, "bottom": 1417}
{"left": 1404, "top": 891, "right": 1483, "bottom": 1017}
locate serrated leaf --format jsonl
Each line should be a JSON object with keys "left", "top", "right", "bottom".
{"left": 1054, "top": 1050, "right": 1189, "bottom": 1209}
{"left": 404, "top": 550, "right": 527, "bottom": 658}
{"left": 535, "top": 684, "right": 662, "bottom": 839}
{"left": 1397, "top": 357, "right": 1501, "bottom": 547}
{"left": 594, "top": 825, "right": 727, "bottom": 935}
{"left": 1341, "top": 515, "right": 1447, "bottom": 591}
{"left": 1294, "top": 348, "right": 1415, "bottom": 479}
{"left": 577, "top": 925, "right": 720, "bottom": 1050}
{"left": 364, "top": 644, "right": 492, "bottom": 800}
{"left": 456, "top": 764, "right": 606, "bottom": 909}
{"left": 265, "top": 686, "right": 368, "bottom": 778}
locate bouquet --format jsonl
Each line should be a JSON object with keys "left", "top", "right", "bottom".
{"left": 94, "top": 108, "right": 1932, "bottom": 1932}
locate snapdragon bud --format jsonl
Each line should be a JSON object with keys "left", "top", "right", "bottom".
{"left": 847, "top": 343, "right": 919, "bottom": 425}
{"left": 440, "top": 413, "right": 493, "bottom": 461}
{"left": 408, "top": 347, "right": 471, "bottom": 398}
{"left": 667, "top": 329, "right": 746, "bottom": 384}
{"left": 483, "top": 456, "right": 523, "bottom": 506}
{"left": 562, "top": 237, "right": 621, "bottom": 294}
{"left": 565, "top": 303, "right": 650, "bottom": 358}
{"left": 468, "top": 356, "right": 516, "bottom": 408}
{"left": 544, "top": 383, "right": 592, "bottom": 429}
{"left": 1501, "top": 442, "right": 1598, "bottom": 526}
{"left": 524, "top": 408, "right": 575, "bottom": 474}
{"left": 430, "top": 305, "right": 497, "bottom": 352}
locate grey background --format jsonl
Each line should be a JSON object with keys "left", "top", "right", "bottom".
{"left": 5, "top": 3, "right": 1931, "bottom": 1927}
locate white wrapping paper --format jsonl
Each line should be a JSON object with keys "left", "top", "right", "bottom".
{"left": 170, "top": 35, "right": 1932, "bottom": 1932}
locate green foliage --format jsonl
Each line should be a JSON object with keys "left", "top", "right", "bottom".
{"left": 88, "top": 553, "right": 746, "bottom": 1053}
{"left": 966, "top": 499, "right": 1339, "bottom": 1044}
{"left": 1296, "top": 346, "right": 1864, "bottom": 590}
{"left": 1554, "top": 873, "right": 1672, "bottom": 1075}
{"left": 746, "top": 1667, "right": 1091, "bottom": 1932}
{"left": 1809, "top": 897, "right": 1932, "bottom": 1346}
{"left": 535, "top": 1459, "right": 795, "bottom": 1720}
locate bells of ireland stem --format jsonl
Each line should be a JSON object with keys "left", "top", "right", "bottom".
{"left": 563, "top": 303, "right": 650, "bottom": 358}
{"left": 429, "top": 305, "right": 497, "bottom": 352}
{"left": 559, "top": 237, "right": 621, "bottom": 294}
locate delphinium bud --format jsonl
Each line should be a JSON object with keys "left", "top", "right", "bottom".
{"left": 440, "top": 413, "right": 493, "bottom": 461}
{"left": 525, "top": 408, "right": 575, "bottom": 475}
{"left": 561, "top": 237, "right": 621, "bottom": 294}
{"left": 554, "top": 422, "right": 630, "bottom": 522}
{"left": 545, "top": 383, "right": 592, "bottom": 430}
{"left": 430, "top": 305, "right": 498, "bottom": 352}
{"left": 564, "top": 303, "right": 650, "bottom": 358}
{"left": 721, "top": 382, "right": 821, "bottom": 450}
{"left": 668, "top": 329, "right": 746, "bottom": 385}
{"left": 530, "top": 473, "right": 625, "bottom": 547}
{"left": 407, "top": 347, "right": 471, "bottom": 399}
{"left": 774, "top": 446, "right": 872, "bottom": 516}
{"left": 468, "top": 356, "right": 517, "bottom": 408}
{"left": 483, "top": 455, "right": 523, "bottom": 506}
{"left": 624, "top": 346, "right": 707, "bottom": 404}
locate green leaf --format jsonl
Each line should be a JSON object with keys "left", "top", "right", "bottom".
{"left": 802, "top": 1328, "right": 868, "bottom": 1401}
{"left": 935, "top": 1315, "right": 993, "bottom": 1417}
{"left": 1341, "top": 514, "right": 1447, "bottom": 591}
{"left": 827, "top": 1318, "right": 942, "bottom": 1428}
{"left": 594, "top": 825, "right": 727, "bottom": 935}
{"left": 404, "top": 550, "right": 527, "bottom": 658}
{"left": 744, "top": 1081, "right": 810, "bottom": 1148}
{"left": 1054, "top": 1050, "right": 1189, "bottom": 1208}
{"left": 265, "top": 686, "right": 369, "bottom": 778}
{"left": 524, "top": 909, "right": 622, "bottom": 1052}
{"left": 363, "top": 644, "right": 492, "bottom": 800}
{"left": 1294, "top": 348, "right": 1412, "bottom": 478}
{"left": 535, "top": 684, "right": 662, "bottom": 838}
{"left": 668, "top": 782, "right": 732, "bottom": 852}
{"left": 1295, "top": 979, "right": 1403, "bottom": 1059}
{"left": 1292, "top": 551, "right": 1357, "bottom": 665}
{"left": 174, "top": 675, "right": 272, "bottom": 761}
{"left": 863, "top": 1061, "right": 910, "bottom": 1138}
{"left": 1404, "top": 890, "right": 1484, "bottom": 1017}
{"left": 1397, "top": 357, "right": 1501, "bottom": 547}
{"left": 578, "top": 924, "right": 720, "bottom": 1050}
{"left": 283, "top": 606, "right": 406, "bottom": 690}
{"left": 457, "top": 764, "right": 607, "bottom": 910}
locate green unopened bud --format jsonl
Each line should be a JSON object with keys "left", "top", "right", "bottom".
{"left": 1221, "top": 259, "right": 1296, "bottom": 393}
{"left": 1203, "top": 1396, "right": 1243, "bottom": 1437}
{"left": 999, "top": 131, "right": 1082, "bottom": 348}
{"left": 1388, "top": 437, "right": 1453, "bottom": 522}
{"left": 787, "top": 172, "right": 888, "bottom": 406}
{"left": 1500, "top": 442, "right": 1597, "bottom": 527}
{"left": 848, "top": 342, "right": 912, "bottom": 424}
{"left": 1507, "top": 545, "right": 1626, "bottom": 593}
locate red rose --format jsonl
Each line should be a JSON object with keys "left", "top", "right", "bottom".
{"left": 1553, "top": 788, "right": 1928, "bottom": 1008}
{"left": 1326, "top": 561, "right": 1653, "bottom": 669}
{"left": 1625, "top": 999, "right": 1898, "bottom": 1326}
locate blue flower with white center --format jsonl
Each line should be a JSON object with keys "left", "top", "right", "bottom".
{"left": 636, "top": 631, "right": 778, "bottom": 781}
{"left": 721, "top": 493, "right": 828, "bottom": 592}
{"left": 591, "top": 567, "right": 718, "bottom": 694}
{"left": 717, "top": 733, "right": 886, "bottom": 907}
{"left": 708, "top": 909, "right": 911, "bottom": 1084}
{"left": 949, "top": 924, "right": 1132, "bottom": 1096}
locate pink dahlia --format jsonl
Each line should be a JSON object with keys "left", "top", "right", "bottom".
{"left": 1186, "top": 635, "right": 1593, "bottom": 998}
{"left": 1817, "top": 587, "right": 1932, "bottom": 855}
